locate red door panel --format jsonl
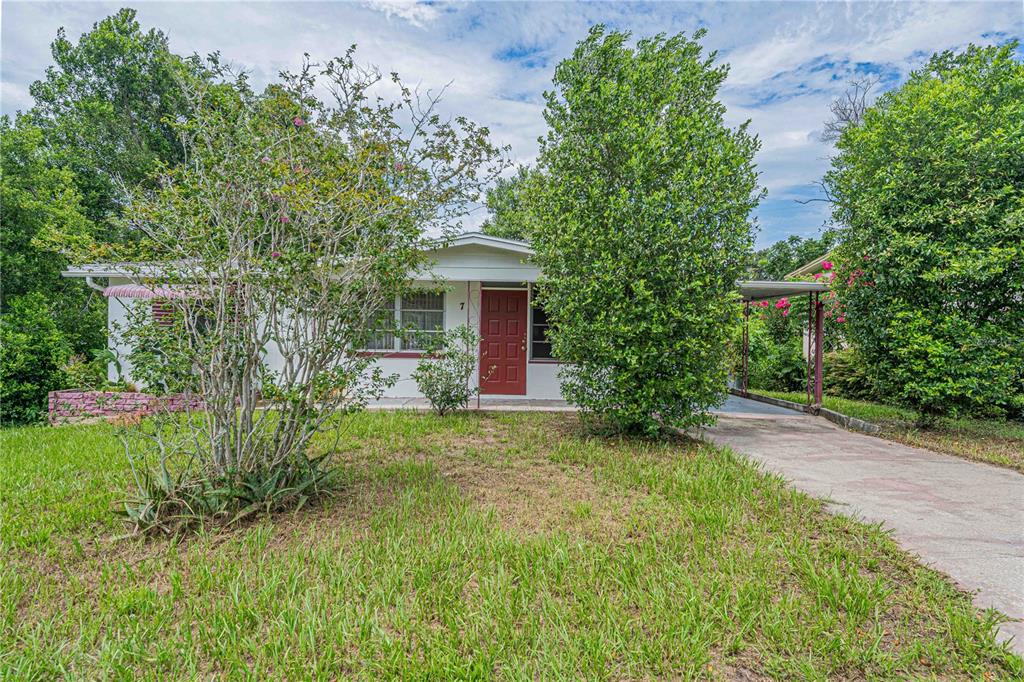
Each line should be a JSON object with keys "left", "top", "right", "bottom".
{"left": 480, "top": 290, "right": 527, "bottom": 395}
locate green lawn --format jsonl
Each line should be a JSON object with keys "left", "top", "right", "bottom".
{"left": 2, "top": 412, "right": 1021, "bottom": 680}
{"left": 751, "top": 390, "right": 1024, "bottom": 474}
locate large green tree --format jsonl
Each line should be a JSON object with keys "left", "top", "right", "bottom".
{"left": 0, "top": 119, "right": 101, "bottom": 424}
{"left": 531, "top": 26, "right": 761, "bottom": 435}
{"left": 27, "top": 7, "right": 203, "bottom": 233}
{"left": 827, "top": 43, "right": 1024, "bottom": 420}
{"left": 480, "top": 165, "right": 539, "bottom": 241}
{"left": 0, "top": 9, "right": 205, "bottom": 422}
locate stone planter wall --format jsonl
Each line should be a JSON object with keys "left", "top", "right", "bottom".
{"left": 48, "top": 390, "right": 204, "bottom": 425}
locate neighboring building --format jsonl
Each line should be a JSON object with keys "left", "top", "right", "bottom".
{"left": 62, "top": 232, "right": 566, "bottom": 401}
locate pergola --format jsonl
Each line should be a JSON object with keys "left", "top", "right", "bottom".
{"left": 736, "top": 280, "right": 829, "bottom": 412}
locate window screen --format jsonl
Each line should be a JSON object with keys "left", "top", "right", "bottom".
{"left": 401, "top": 291, "right": 444, "bottom": 350}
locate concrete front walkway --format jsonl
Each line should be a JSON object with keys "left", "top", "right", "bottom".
{"left": 704, "top": 400, "right": 1024, "bottom": 653}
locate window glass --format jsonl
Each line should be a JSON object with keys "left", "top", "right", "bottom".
{"left": 401, "top": 291, "right": 444, "bottom": 350}
{"left": 531, "top": 298, "right": 553, "bottom": 359}
{"left": 365, "top": 306, "right": 397, "bottom": 350}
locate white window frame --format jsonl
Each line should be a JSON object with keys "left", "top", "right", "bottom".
{"left": 364, "top": 291, "right": 445, "bottom": 352}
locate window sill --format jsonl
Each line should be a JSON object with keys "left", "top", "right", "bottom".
{"left": 529, "top": 358, "right": 565, "bottom": 365}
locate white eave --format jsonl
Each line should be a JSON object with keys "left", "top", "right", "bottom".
{"left": 737, "top": 280, "right": 828, "bottom": 301}
{"left": 425, "top": 231, "right": 534, "bottom": 256}
{"left": 785, "top": 255, "right": 830, "bottom": 279}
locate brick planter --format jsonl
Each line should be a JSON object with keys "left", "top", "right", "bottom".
{"left": 48, "top": 390, "right": 205, "bottom": 425}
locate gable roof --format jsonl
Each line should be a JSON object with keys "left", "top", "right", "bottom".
{"left": 426, "top": 231, "right": 534, "bottom": 256}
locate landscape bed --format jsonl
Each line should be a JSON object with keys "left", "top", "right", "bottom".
{"left": 1, "top": 411, "right": 1020, "bottom": 679}
{"left": 751, "top": 390, "right": 1024, "bottom": 474}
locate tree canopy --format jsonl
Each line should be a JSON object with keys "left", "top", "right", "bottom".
{"left": 480, "top": 165, "right": 539, "bottom": 241}
{"left": 827, "top": 42, "right": 1024, "bottom": 419}
{"left": 530, "top": 26, "right": 761, "bottom": 434}
{"left": 27, "top": 8, "right": 203, "bottom": 229}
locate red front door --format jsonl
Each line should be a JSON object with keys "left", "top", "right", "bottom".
{"left": 480, "top": 289, "right": 527, "bottom": 395}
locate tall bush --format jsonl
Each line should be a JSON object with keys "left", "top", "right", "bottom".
{"left": 0, "top": 294, "right": 71, "bottom": 425}
{"left": 827, "top": 43, "right": 1024, "bottom": 420}
{"left": 530, "top": 26, "right": 761, "bottom": 435}
{"left": 111, "top": 53, "right": 503, "bottom": 530}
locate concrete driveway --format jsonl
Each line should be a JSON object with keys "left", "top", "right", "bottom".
{"left": 704, "top": 397, "right": 1024, "bottom": 653}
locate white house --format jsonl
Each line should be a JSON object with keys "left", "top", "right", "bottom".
{"left": 62, "top": 232, "right": 567, "bottom": 401}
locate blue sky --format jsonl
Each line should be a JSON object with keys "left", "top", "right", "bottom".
{"left": 2, "top": 1, "right": 1021, "bottom": 247}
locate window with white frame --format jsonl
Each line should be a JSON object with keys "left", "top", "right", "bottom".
{"left": 365, "top": 291, "right": 444, "bottom": 351}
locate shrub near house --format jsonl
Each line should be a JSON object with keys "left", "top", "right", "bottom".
{"left": 530, "top": 26, "right": 761, "bottom": 435}
{"left": 827, "top": 42, "right": 1024, "bottom": 421}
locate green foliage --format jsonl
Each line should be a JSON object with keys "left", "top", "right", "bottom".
{"left": 0, "top": 117, "right": 105, "bottom": 356}
{"left": 118, "top": 302, "right": 197, "bottom": 395}
{"left": 480, "top": 165, "right": 540, "bottom": 241}
{"left": 27, "top": 8, "right": 202, "bottom": 229}
{"left": 737, "top": 315, "right": 806, "bottom": 393}
{"left": 885, "top": 311, "right": 1020, "bottom": 423}
{"left": 750, "top": 232, "right": 837, "bottom": 280}
{"left": 827, "top": 42, "right": 1024, "bottom": 419}
{"left": 0, "top": 294, "right": 72, "bottom": 425}
{"left": 60, "top": 353, "right": 107, "bottom": 390}
{"left": 122, "top": 448, "right": 335, "bottom": 535}
{"left": 530, "top": 26, "right": 761, "bottom": 435}
{"left": 823, "top": 348, "right": 877, "bottom": 401}
{"left": 0, "top": 8, "right": 200, "bottom": 420}
{"left": 412, "top": 325, "right": 481, "bottom": 415}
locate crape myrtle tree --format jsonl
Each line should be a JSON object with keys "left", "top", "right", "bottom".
{"left": 531, "top": 26, "right": 762, "bottom": 435}
{"left": 114, "top": 53, "right": 504, "bottom": 530}
{"left": 827, "top": 43, "right": 1024, "bottom": 422}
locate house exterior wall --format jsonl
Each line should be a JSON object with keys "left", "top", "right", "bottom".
{"left": 106, "top": 277, "right": 567, "bottom": 401}
{"left": 360, "top": 279, "right": 566, "bottom": 400}
{"left": 107, "top": 277, "right": 134, "bottom": 384}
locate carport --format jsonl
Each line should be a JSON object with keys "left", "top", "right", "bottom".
{"left": 736, "top": 280, "right": 829, "bottom": 412}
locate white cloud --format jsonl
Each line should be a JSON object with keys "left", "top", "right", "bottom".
{"left": 361, "top": 0, "right": 442, "bottom": 28}
{"left": 1, "top": 0, "right": 1019, "bottom": 247}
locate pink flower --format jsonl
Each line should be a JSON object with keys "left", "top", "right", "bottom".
{"left": 270, "top": 251, "right": 281, "bottom": 259}
{"left": 261, "top": 156, "right": 271, "bottom": 164}
{"left": 279, "top": 215, "right": 290, "bottom": 223}
{"left": 837, "top": 316, "right": 846, "bottom": 323}
{"left": 775, "top": 297, "right": 790, "bottom": 310}
{"left": 394, "top": 162, "right": 405, "bottom": 171}
{"left": 822, "top": 260, "right": 834, "bottom": 271}
{"left": 293, "top": 116, "right": 305, "bottom": 127}
{"left": 781, "top": 309, "right": 789, "bottom": 318}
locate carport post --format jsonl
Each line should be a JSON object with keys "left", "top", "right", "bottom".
{"left": 813, "top": 293, "right": 824, "bottom": 408}
{"left": 741, "top": 301, "right": 750, "bottom": 396}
